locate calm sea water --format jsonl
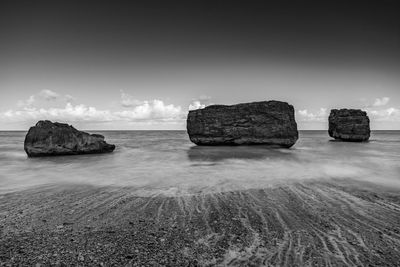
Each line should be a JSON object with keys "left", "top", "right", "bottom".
{"left": 0, "top": 131, "right": 399, "bottom": 195}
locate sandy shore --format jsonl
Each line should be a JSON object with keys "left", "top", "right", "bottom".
{"left": 1, "top": 178, "right": 400, "bottom": 266}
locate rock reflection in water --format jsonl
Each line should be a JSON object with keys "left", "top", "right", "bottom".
{"left": 187, "top": 145, "right": 298, "bottom": 162}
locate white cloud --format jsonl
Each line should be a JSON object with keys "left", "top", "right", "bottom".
{"left": 65, "top": 94, "right": 75, "bottom": 102}
{"left": 1, "top": 103, "right": 114, "bottom": 123}
{"left": 117, "top": 91, "right": 184, "bottom": 120}
{"left": 359, "top": 96, "right": 391, "bottom": 108}
{"left": 40, "top": 89, "right": 59, "bottom": 101}
{"left": 188, "top": 95, "right": 212, "bottom": 110}
{"left": 115, "top": 99, "right": 183, "bottom": 121}
{"left": 17, "top": 95, "right": 35, "bottom": 108}
{"left": 16, "top": 91, "right": 77, "bottom": 113}
{"left": 120, "top": 90, "right": 144, "bottom": 107}
{"left": 373, "top": 97, "right": 390, "bottom": 107}
{"left": 1, "top": 92, "right": 208, "bottom": 129}
{"left": 188, "top": 100, "right": 206, "bottom": 110}
{"left": 298, "top": 110, "right": 308, "bottom": 116}
{"left": 369, "top": 107, "right": 400, "bottom": 121}
{"left": 297, "top": 108, "right": 327, "bottom": 121}
{"left": 2, "top": 99, "right": 184, "bottom": 124}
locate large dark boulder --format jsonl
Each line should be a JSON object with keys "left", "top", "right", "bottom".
{"left": 186, "top": 100, "right": 298, "bottom": 147}
{"left": 328, "top": 109, "right": 370, "bottom": 142}
{"left": 24, "top": 120, "right": 115, "bottom": 157}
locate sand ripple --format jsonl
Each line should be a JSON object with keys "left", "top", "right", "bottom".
{"left": 1, "top": 179, "right": 399, "bottom": 266}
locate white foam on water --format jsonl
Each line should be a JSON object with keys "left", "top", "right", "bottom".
{"left": 0, "top": 131, "right": 399, "bottom": 196}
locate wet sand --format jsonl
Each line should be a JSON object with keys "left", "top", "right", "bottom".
{"left": 1, "top": 178, "right": 400, "bottom": 266}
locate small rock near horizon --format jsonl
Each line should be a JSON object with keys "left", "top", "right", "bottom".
{"left": 328, "top": 109, "right": 370, "bottom": 142}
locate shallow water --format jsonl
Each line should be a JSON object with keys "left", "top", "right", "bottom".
{"left": 0, "top": 130, "right": 399, "bottom": 195}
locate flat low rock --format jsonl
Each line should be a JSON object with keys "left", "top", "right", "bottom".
{"left": 186, "top": 100, "right": 298, "bottom": 147}
{"left": 24, "top": 120, "right": 115, "bottom": 157}
{"left": 328, "top": 109, "right": 370, "bottom": 142}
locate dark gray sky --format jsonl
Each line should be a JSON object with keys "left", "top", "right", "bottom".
{"left": 1, "top": 0, "right": 399, "bottom": 129}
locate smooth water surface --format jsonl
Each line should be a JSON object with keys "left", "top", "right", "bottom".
{"left": 0, "top": 131, "right": 399, "bottom": 195}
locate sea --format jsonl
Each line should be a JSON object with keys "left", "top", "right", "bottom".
{"left": 0, "top": 131, "right": 399, "bottom": 196}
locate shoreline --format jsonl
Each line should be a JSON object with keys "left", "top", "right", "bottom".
{"left": 1, "top": 179, "right": 400, "bottom": 266}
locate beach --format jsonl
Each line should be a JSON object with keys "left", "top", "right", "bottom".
{"left": 1, "top": 179, "right": 400, "bottom": 266}
{"left": 1, "top": 131, "right": 400, "bottom": 266}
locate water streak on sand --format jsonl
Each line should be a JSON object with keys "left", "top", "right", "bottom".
{"left": 1, "top": 179, "right": 400, "bottom": 265}
{"left": 1, "top": 131, "right": 400, "bottom": 265}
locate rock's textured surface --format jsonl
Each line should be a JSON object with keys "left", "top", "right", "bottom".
{"left": 24, "top": 120, "right": 115, "bottom": 157}
{"left": 187, "top": 101, "right": 298, "bottom": 147}
{"left": 328, "top": 109, "right": 370, "bottom": 141}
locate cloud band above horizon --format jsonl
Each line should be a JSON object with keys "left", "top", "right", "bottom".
{"left": 0, "top": 90, "right": 399, "bottom": 130}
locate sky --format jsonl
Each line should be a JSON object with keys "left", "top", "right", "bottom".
{"left": 0, "top": 0, "right": 399, "bottom": 130}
